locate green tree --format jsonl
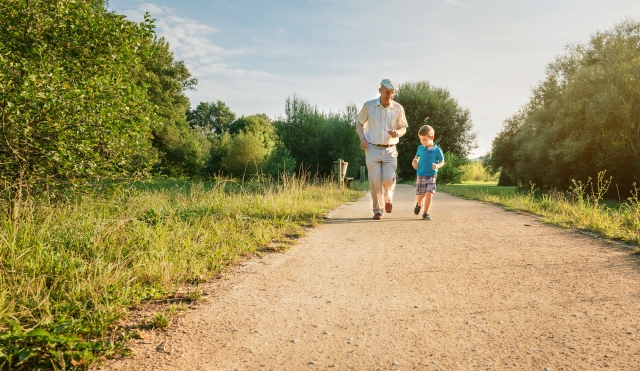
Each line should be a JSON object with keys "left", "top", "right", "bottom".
{"left": 488, "top": 19, "right": 640, "bottom": 191}
{"left": 394, "top": 81, "right": 477, "bottom": 180}
{"left": 229, "top": 114, "right": 277, "bottom": 151}
{"left": 188, "top": 100, "right": 236, "bottom": 135}
{"left": 136, "top": 36, "right": 209, "bottom": 177}
{"left": 222, "top": 131, "right": 268, "bottom": 177}
{"left": 275, "top": 95, "right": 364, "bottom": 177}
{"left": 0, "top": 0, "right": 156, "bottom": 219}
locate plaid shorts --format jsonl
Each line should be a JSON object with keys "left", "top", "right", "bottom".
{"left": 416, "top": 175, "right": 437, "bottom": 195}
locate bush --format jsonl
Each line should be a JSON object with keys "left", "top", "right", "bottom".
{"left": 437, "top": 152, "right": 468, "bottom": 184}
{"left": 222, "top": 132, "right": 268, "bottom": 177}
{"left": 461, "top": 161, "right": 499, "bottom": 182}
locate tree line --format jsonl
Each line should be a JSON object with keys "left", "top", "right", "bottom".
{"left": 487, "top": 19, "right": 640, "bottom": 193}
{"left": 0, "top": 0, "right": 477, "bottom": 219}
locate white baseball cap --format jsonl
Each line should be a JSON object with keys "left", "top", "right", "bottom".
{"left": 380, "top": 79, "right": 399, "bottom": 91}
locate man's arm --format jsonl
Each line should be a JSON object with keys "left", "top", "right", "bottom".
{"left": 357, "top": 123, "right": 368, "bottom": 149}
{"left": 387, "top": 127, "right": 406, "bottom": 138}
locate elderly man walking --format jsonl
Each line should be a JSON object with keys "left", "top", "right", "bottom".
{"left": 356, "top": 79, "right": 408, "bottom": 220}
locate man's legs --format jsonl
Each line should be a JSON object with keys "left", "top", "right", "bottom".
{"left": 381, "top": 160, "right": 396, "bottom": 205}
{"left": 381, "top": 146, "right": 398, "bottom": 208}
{"left": 366, "top": 146, "right": 398, "bottom": 215}
{"left": 366, "top": 146, "right": 384, "bottom": 215}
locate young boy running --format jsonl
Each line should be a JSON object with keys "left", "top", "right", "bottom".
{"left": 412, "top": 125, "right": 445, "bottom": 220}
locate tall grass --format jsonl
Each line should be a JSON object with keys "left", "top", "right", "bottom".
{"left": 0, "top": 175, "right": 363, "bottom": 370}
{"left": 440, "top": 172, "right": 640, "bottom": 246}
{"left": 461, "top": 161, "right": 499, "bottom": 183}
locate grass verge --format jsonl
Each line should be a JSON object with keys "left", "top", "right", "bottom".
{"left": 0, "top": 176, "right": 363, "bottom": 370}
{"left": 439, "top": 176, "right": 640, "bottom": 247}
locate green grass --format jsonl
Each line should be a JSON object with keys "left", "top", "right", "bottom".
{"left": 440, "top": 178, "right": 640, "bottom": 246}
{"left": 0, "top": 176, "right": 364, "bottom": 370}
{"left": 349, "top": 180, "right": 370, "bottom": 192}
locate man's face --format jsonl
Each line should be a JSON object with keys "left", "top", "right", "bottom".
{"left": 379, "top": 86, "right": 396, "bottom": 106}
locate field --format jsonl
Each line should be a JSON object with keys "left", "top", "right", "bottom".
{"left": 439, "top": 180, "right": 640, "bottom": 247}
{"left": 0, "top": 177, "right": 364, "bottom": 370}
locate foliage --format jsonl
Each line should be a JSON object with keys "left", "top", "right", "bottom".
{"left": 394, "top": 81, "right": 477, "bottom": 180}
{"left": 461, "top": 161, "right": 500, "bottom": 182}
{"left": 0, "top": 319, "right": 120, "bottom": 370}
{"left": 275, "top": 95, "right": 364, "bottom": 177}
{"left": 0, "top": 178, "right": 363, "bottom": 369}
{"left": 440, "top": 171, "right": 640, "bottom": 246}
{"left": 153, "top": 124, "right": 211, "bottom": 177}
{"left": 187, "top": 100, "right": 236, "bottom": 135}
{"left": 207, "top": 114, "right": 287, "bottom": 177}
{"left": 263, "top": 144, "right": 297, "bottom": 178}
{"left": 0, "top": 0, "right": 156, "bottom": 219}
{"left": 206, "top": 132, "right": 233, "bottom": 174}
{"left": 136, "top": 36, "right": 208, "bottom": 177}
{"left": 488, "top": 19, "right": 640, "bottom": 191}
{"left": 436, "top": 152, "right": 469, "bottom": 184}
{"left": 221, "top": 131, "right": 268, "bottom": 177}
{"left": 229, "top": 114, "right": 277, "bottom": 152}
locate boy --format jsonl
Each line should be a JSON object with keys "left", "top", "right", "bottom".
{"left": 412, "top": 125, "right": 445, "bottom": 220}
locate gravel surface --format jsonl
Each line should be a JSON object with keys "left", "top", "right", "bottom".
{"left": 99, "top": 185, "right": 640, "bottom": 370}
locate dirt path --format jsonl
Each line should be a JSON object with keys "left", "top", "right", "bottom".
{"left": 101, "top": 185, "right": 640, "bottom": 370}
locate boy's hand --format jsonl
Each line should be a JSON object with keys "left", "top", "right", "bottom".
{"left": 432, "top": 163, "right": 438, "bottom": 170}
{"left": 412, "top": 158, "right": 418, "bottom": 170}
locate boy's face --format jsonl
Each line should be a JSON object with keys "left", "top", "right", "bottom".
{"left": 419, "top": 134, "right": 434, "bottom": 146}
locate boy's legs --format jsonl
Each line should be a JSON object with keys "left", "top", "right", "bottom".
{"left": 423, "top": 176, "right": 437, "bottom": 216}
{"left": 415, "top": 175, "right": 427, "bottom": 214}
{"left": 423, "top": 192, "right": 434, "bottom": 214}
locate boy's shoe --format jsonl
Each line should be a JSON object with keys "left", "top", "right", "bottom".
{"left": 422, "top": 213, "right": 432, "bottom": 220}
{"left": 413, "top": 203, "right": 422, "bottom": 215}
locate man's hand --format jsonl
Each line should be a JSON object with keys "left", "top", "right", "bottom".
{"left": 359, "top": 139, "right": 368, "bottom": 150}
{"left": 388, "top": 130, "right": 399, "bottom": 138}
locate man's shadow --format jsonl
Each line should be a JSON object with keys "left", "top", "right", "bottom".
{"left": 323, "top": 217, "right": 425, "bottom": 224}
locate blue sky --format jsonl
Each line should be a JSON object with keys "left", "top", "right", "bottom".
{"left": 109, "top": 0, "right": 640, "bottom": 157}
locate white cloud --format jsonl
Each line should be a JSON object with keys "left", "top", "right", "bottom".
{"left": 121, "top": 3, "right": 276, "bottom": 80}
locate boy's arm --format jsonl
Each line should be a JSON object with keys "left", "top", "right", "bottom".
{"left": 435, "top": 149, "right": 445, "bottom": 168}
{"left": 412, "top": 155, "right": 419, "bottom": 169}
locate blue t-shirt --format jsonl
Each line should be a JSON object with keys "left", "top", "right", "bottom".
{"left": 415, "top": 144, "right": 444, "bottom": 176}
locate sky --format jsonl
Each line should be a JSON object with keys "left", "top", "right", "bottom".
{"left": 109, "top": 0, "right": 640, "bottom": 158}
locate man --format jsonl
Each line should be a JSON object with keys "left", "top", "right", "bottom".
{"left": 356, "top": 79, "right": 408, "bottom": 220}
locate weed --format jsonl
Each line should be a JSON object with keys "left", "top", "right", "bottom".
{"left": 0, "top": 176, "right": 365, "bottom": 369}
{"left": 147, "top": 313, "right": 170, "bottom": 329}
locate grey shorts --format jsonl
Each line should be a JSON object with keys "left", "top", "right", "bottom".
{"left": 416, "top": 175, "right": 437, "bottom": 195}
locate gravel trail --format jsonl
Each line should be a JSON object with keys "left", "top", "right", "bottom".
{"left": 101, "top": 184, "right": 640, "bottom": 370}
